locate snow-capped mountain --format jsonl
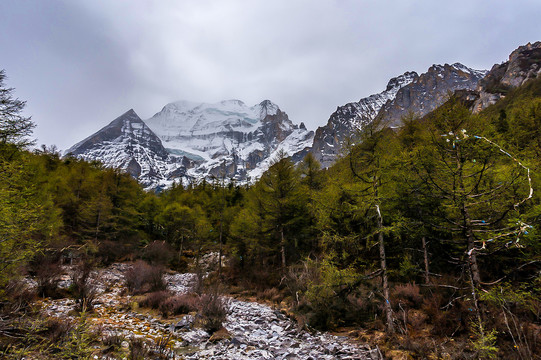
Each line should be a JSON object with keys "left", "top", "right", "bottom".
{"left": 67, "top": 101, "right": 314, "bottom": 189}
{"left": 145, "top": 99, "right": 313, "bottom": 182}
{"left": 311, "top": 63, "right": 487, "bottom": 167}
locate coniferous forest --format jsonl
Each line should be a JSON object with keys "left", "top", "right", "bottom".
{"left": 1, "top": 68, "right": 541, "bottom": 359}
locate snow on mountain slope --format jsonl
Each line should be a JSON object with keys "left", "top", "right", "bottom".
{"left": 145, "top": 99, "right": 311, "bottom": 182}
{"left": 311, "top": 63, "right": 487, "bottom": 168}
{"left": 376, "top": 63, "right": 488, "bottom": 128}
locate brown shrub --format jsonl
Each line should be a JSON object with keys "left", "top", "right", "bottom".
{"left": 2, "top": 280, "right": 36, "bottom": 314}
{"left": 258, "top": 287, "right": 282, "bottom": 303}
{"left": 30, "top": 253, "right": 63, "bottom": 298}
{"left": 97, "top": 240, "right": 131, "bottom": 265}
{"left": 143, "top": 241, "right": 174, "bottom": 266}
{"left": 199, "top": 293, "right": 227, "bottom": 333}
{"left": 43, "top": 317, "right": 74, "bottom": 344}
{"left": 407, "top": 309, "right": 429, "bottom": 330}
{"left": 392, "top": 283, "right": 423, "bottom": 308}
{"left": 125, "top": 260, "right": 166, "bottom": 294}
{"left": 159, "top": 294, "right": 199, "bottom": 317}
{"left": 421, "top": 293, "right": 468, "bottom": 336}
{"left": 139, "top": 291, "right": 171, "bottom": 310}
{"left": 70, "top": 260, "right": 98, "bottom": 312}
{"left": 128, "top": 337, "right": 150, "bottom": 360}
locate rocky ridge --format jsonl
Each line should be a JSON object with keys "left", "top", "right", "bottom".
{"left": 375, "top": 63, "right": 487, "bottom": 127}
{"left": 65, "top": 109, "right": 194, "bottom": 189}
{"left": 311, "top": 72, "right": 418, "bottom": 167}
{"left": 311, "top": 63, "right": 487, "bottom": 167}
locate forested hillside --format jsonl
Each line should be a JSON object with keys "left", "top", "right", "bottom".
{"left": 1, "top": 70, "right": 540, "bottom": 359}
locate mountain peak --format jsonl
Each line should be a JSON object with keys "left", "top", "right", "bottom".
{"left": 258, "top": 99, "right": 280, "bottom": 118}
{"left": 386, "top": 71, "right": 418, "bottom": 91}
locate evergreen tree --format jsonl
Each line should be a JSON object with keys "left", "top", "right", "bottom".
{"left": 0, "top": 70, "right": 35, "bottom": 152}
{"left": 255, "top": 150, "right": 306, "bottom": 271}
{"left": 346, "top": 121, "right": 397, "bottom": 334}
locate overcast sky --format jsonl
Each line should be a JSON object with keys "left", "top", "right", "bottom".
{"left": 1, "top": 1, "right": 540, "bottom": 150}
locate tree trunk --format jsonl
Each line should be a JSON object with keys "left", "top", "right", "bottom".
{"left": 422, "top": 236, "right": 430, "bottom": 284}
{"left": 178, "top": 235, "right": 184, "bottom": 261}
{"left": 218, "top": 219, "right": 223, "bottom": 277}
{"left": 95, "top": 208, "right": 101, "bottom": 241}
{"left": 377, "top": 204, "right": 394, "bottom": 334}
{"left": 466, "top": 219, "right": 482, "bottom": 286}
{"left": 280, "top": 227, "right": 286, "bottom": 272}
{"left": 455, "top": 143, "right": 482, "bottom": 286}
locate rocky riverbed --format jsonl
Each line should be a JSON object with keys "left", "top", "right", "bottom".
{"left": 38, "top": 263, "right": 381, "bottom": 359}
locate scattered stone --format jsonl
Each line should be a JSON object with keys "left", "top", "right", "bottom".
{"left": 35, "top": 263, "right": 380, "bottom": 359}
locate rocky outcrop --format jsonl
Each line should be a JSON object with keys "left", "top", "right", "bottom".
{"left": 473, "top": 41, "right": 541, "bottom": 112}
{"left": 38, "top": 264, "right": 381, "bottom": 359}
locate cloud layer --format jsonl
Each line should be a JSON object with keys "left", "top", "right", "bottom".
{"left": 1, "top": 0, "right": 540, "bottom": 150}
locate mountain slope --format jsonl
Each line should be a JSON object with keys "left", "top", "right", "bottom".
{"left": 375, "top": 63, "right": 487, "bottom": 127}
{"left": 311, "top": 72, "right": 418, "bottom": 167}
{"left": 473, "top": 41, "right": 541, "bottom": 112}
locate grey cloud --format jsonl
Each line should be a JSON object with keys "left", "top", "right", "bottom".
{"left": 0, "top": 0, "right": 540, "bottom": 150}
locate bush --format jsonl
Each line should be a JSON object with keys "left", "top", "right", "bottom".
{"left": 143, "top": 241, "right": 174, "bottom": 266}
{"left": 128, "top": 337, "right": 150, "bottom": 360}
{"left": 97, "top": 240, "right": 132, "bottom": 265}
{"left": 159, "top": 294, "right": 199, "bottom": 317}
{"left": 139, "top": 291, "right": 199, "bottom": 318}
{"left": 139, "top": 291, "right": 171, "bottom": 310}
{"left": 30, "top": 253, "right": 63, "bottom": 298}
{"left": 2, "top": 279, "right": 36, "bottom": 314}
{"left": 422, "top": 293, "right": 468, "bottom": 336}
{"left": 44, "top": 313, "right": 99, "bottom": 359}
{"left": 199, "top": 293, "right": 227, "bottom": 333}
{"left": 391, "top": 283, "right": 423, "bottom": 308}
{"left": 258, "top": 287, "right": 283, "bottom": 303}
{"left": 125, "top": 260, "right": 166, "bottom": 294}
{"left": 70, "top": 260, "right": 98, "bottom": 312}
{"left": 43, "top": 316, "right": 74, "bottom": 344}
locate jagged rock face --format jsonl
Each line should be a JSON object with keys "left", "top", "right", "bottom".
{"left": 67, "top": 101, "right": 314, "bottom": 189}
{"left": 66, "top": 109, "right": 189, "bottom": 188}
{"left": 376, "top": 63, "right": 487, "bottom": 127}
{"left": 473, "top": 41, "right": 541, "bottom": 112}
{"left": 311, "top": 64, "right": 486, "bottom": 168}
{"left": 311, "top": 72, "right": 418, "bottom": 167}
